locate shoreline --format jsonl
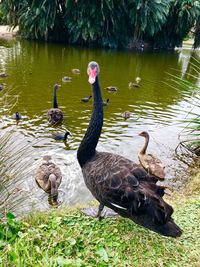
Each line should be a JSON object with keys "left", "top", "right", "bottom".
{"left": 0, "top": 25, "right": 19, "bottom": 40}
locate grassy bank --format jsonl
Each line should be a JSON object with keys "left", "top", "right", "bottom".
{"left": 0, "top": 174, "right": 200, "bottom": 267}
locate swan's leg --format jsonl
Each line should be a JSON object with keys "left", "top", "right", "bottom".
{"left": 81, "top": 204, "right": 118, "bottom": 218}
{"left": 96, "top": 202, "right": 104, "bottom": 220}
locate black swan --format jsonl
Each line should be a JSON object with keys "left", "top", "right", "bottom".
{"left": 13, "top": 111, "right": 22, "bottom": 121}
{"left": 102, "top": 98, "right": 109, "bottom": 107}
{"left": 35, "top": 155, "right": 62, "bottom": 205}
{"left": 138, "top": 131, "right": 165, "bottom": 180}
{"left": 52, "top": 131, "right": 71, "bottom": 141}
{"left": 81, "top": 95, "right": 92, "bottom": 103}
{"left": 47, "top": 84, "right": 63, "bottom": 125}
{"left": 77, "top": 61, "right": 182, "bottom": 237}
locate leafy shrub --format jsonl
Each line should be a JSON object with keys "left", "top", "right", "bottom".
{"left": 1, "top": 0, "right": 200, "bottom": 49}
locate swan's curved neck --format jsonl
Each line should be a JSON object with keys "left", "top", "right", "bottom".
{"left": 77, "top": 76, "right": 103, "bottom": 167}
{"left": 140, "top": 135, "right": 149, "bottom": 155}
{"left": 53, "top": 88, "right": 58, "bottom": 108}
{"left": 64, "top": 132, "right": 69, "bottom": 140}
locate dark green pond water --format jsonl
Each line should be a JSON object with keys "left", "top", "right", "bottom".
{"left": 0, "top": 39, "right": 199, "bottom": 214}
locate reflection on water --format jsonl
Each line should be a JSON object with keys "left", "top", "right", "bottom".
{"left": 0, "top": 39, "right": 200, "bottom": 215}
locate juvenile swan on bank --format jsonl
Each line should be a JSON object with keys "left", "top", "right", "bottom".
{"left": 138, "top": 131, "right": 165, "bottom": 180}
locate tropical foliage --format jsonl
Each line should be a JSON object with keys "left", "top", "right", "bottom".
{"left": 1, "top": 0, "right": 200, "bottom": 49}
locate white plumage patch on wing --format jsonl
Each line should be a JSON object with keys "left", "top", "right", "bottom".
{"left": 110, "top": 202, "right": 127, "bottom": 210}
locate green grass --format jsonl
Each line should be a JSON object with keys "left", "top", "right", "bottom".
{"left": 0, "top": 188, "right": 200, "bottom": 267}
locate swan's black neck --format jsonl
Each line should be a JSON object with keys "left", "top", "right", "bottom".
{"left": 53, "top": 87, "right": 58, "bottom": 108}
{"left": 77, "top": 76, "right": 103, "bottom": 167}
{"left": 64, "top": 132, "right": 69, "bottom": 140}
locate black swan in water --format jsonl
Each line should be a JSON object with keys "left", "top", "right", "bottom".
{"left": 47, "top": 84, "right": 63, "bottom": 125}
{"left": 35, "top": 155, "right": 62, "bottom": 205}
{"left": 77, "top": 61, "right": 182, "bottom": 237}
{"left": 138, "top": 131, "right": 165, "bottom": 180}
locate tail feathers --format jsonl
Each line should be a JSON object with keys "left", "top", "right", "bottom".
{"left": 128, "top": 211, "right": 182, "bottom": 238}
{"left": 146, "top": 197, "right": 173, "bottom": 224}
{"left": 155, "top": 219, "right": 182, "bottom": 237}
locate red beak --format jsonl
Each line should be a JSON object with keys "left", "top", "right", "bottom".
{"left": 88, "top": 67, "right": 97, "bottom": 84}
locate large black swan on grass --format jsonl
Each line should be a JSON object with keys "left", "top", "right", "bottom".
{"left": 47, "top": 84, "right": 63, "bottom": 125}
{"left": 77, "top": 61, "right": 182, "bottom": 238}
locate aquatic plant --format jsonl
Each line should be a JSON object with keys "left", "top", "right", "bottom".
{"left": 0, "top": 132, "right": 35, "bottom": 218}
{"left": 166, "top": 56, "right": 200, "bottom": 160}
{"left": 0, "top": 87, "right": 19, "bottom": 116}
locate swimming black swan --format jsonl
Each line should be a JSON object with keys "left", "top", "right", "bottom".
{"left": 77, "top": 61, "right": 182, "bottom": 237}
{"left": 138, "top": 131, "right": 165, "bottom": 180}
{"left": 81, "top": 95, "right": 92, "bottom": 103}
{"left": 47, "top": 84, "right": 63, "bottom": 125}
{"left": 35, "top": 155, "right": 62, "bottom": 205}
{"left": 52, "top": 131, "right": 71, "bottom": 141}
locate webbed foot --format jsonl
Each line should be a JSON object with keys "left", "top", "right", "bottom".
{"left": 81, "top": 207, "right": 118, "bottom": 219}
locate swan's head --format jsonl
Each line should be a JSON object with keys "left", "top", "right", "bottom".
{"left": 138, "top": 131, "right": 149, "bottom": 138}
{"left": 87, "top": 61, "right": 100, "bottom": 84}
{"left": 64, "top": 131, "right": 71, "bottom": 140}
{"left": 54, "top": 84, "right": 61, "bottom": 90}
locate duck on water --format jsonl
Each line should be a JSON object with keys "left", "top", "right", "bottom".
{"left": 77, "top": 61, "right": 182, "bottom": 238}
